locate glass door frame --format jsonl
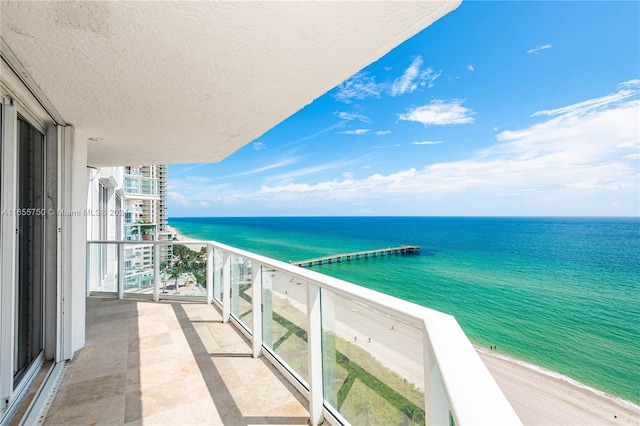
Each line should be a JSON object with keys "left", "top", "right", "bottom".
{"left": 0, "top": 95, "right": 50, "bottom": 414}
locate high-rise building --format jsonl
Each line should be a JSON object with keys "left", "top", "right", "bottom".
{"left": 86, "top": 164, "right": 172, "bottom": 293}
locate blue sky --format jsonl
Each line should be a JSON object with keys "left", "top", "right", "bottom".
{"left": 169, "top": 1, "right": 640, "bottom": 217}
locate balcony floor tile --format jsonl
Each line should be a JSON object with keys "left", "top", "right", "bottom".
{"left": 44, "top": 297, "right": 309, "bottom": 425}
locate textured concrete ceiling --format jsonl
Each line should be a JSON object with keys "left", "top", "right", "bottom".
{"left": 1, "top": 1, "right": 460, "bottom": 167}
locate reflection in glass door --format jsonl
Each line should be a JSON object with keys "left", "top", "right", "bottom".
{"left": 13, "top": 115, "right": 45, "bottom": 386}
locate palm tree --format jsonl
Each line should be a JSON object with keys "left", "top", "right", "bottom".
{"left": 168, "top": 264, "right": 183, "bottom": 293}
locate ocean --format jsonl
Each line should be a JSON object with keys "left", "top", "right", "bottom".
{"left": 169, "top": 216, "right": 640, "bottom": 405}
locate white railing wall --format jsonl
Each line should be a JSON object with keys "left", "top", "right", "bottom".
{"left": 87, "top": 240, "right": 521, "bottom": 426}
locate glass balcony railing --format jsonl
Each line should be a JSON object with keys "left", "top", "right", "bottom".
{"left": 123, "top": 224, "right": 157, "bottom": 241}
{"left": 86, "top": 240, "right": 521, "bottom": 426}
{"left": 123, "top": 175, "right": 158, "bottom": 196}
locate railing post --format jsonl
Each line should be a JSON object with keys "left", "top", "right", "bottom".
{"left": 206, "top": 243, "right": 214, "bottom": 305}
{"left": 222, "top": 251, "right": 231, "bottom": 323}
{"left": 153, "top": 244, "right": 160, "bottom": 302}
{"left": 424, "top": 327, "right": 449, "bottom": 425}
{"left": 117, "top": 243, "right": 124, "bottom": 299}
{"left": 306, "top": 283, "right": 324, "bottom": 426}
{"left": 252, "top": 263, "right": 263, "bottom": 358}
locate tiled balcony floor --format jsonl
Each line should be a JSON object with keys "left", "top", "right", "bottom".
{"left": 44, "top": 297, "right": 309, "bottom": 425}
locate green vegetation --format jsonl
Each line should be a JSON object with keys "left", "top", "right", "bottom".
{"left": 163, "top": 244, "right": 207, "bottom": 289}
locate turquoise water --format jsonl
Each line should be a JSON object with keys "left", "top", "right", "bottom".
{"left": 170, "top": 216, "right": 640, "bottom": 405}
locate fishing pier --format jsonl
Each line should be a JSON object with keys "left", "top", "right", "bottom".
{"left": 291, "top": 245, "right": 420, "bottom": 268}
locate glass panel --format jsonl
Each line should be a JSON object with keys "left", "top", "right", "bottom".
{"left": 88, "top": 243, "right": 118, "bottom": 292}
{"left": 262, "top": 269, "right": 308, "bottom": 384}
{"left": 115, "top": 195, "right": 122, "bottom": 240}
{"left": 321, "top": 290, "right": 425, "bottom": 425}
{"left": 213, "top": 249, "right": 223, "bottom": 303}
{"left": 14, "top": 115, "right": 45, "bottom": 385}
{"left": 161, "top": 243, "right": 206, "bottom": 297}
{"left": 230, "top": 255, "right": 252, "bottom": 331}
{"left": 123, "top": 176, "right": 158, "bottom": 196}
{"left": 124, "top": 224, "right": 157, "bottom": 241}
{"left": 123, "top": 243, "right": 155, "bottom": 294}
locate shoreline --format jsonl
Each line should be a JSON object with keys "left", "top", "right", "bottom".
{"left": 478, "top": 348, "right": 639, "bottom": 425}
{"left": 167, "top": 225, "right": 205, "bottom": 251}
{"left": 168, "top": 224, "right": 640, "bottom": 424}
{"left": 476, "top": 346, "right": 640, "bottom": 413}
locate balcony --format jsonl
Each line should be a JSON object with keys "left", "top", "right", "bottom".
{"left": 44, "top": 297, "right": 309, "bottom": 424}
{"left": 124, "top": 224, "right": 158, "bottom": 242}
{"left": 85, "top": 240, "right": 520, "bottom": 425}
{"left": 123, "top": 175, "right": 159, "bottom": 198}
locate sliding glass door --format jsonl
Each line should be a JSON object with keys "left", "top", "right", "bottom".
{"left": 13, "top": 115, "right": 46, "bottom": 386}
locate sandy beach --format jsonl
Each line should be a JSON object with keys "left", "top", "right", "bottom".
{"left": 480, "top": 350, "right": 639, "bottom": 425}
{"left": 168, "top": 225, "right": 640, "bottom": 425}
{"left": 167, "top": 225, "right": 206, "bottom": 251}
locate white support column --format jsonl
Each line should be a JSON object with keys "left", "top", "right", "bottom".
{"left": 58, "top": 126, "right": 74, "bottom": 361}
{"left": 251, "top": 264, "right": 262, "bottom": 358}
{"left": 153, "top": 244, "right": 160, "bottom": 302}
{"left": 306, "top": 283, "right": 324, "bottom": 426}
{"left": 206, "top": 244, "right": 213, "bottom": 304}
{"left": 55, "top": 125, "right": 65, "bottom": 363}
{"left": 0, "top": 96, "right": 17, "bottom": 406}
{"left": 70, "top": 133, "right": 87, "bottom": 352}
{"left": 424, "top": 328, "right": 449, "bottom": 425}
{"left": 222, "top": 251, "right": 231, "bottom": 323}
{"left": 118, "top": 243, "right": 124, "bottom": 300}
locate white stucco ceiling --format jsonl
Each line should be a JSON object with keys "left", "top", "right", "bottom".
{"left": 1, "top": 1, "right": 460, "bottom": 167}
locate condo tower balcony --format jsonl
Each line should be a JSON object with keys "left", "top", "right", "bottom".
{"left": 84, "top": 240, "right": 521, "bottom": 425}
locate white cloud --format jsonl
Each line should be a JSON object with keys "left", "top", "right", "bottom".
{"left": 229, "top": 157, "right": 301, "bottom": 177}
{"left": 259, "top": 168, "right": 417, "bottom": 195}
{"left": 338, "top": 129, "right": 389, "bottom": 136}
{"left": 398, "top": 99, "right": 475, "bottom": 126}
{"left": 264, "top": 156, "right": 370, "bottom": 184}
{"left": 333, "top": 72, "right": 381, "bottom": 103}
{"left": 619, "top": 79, "right": 640, "bottom": 89}
{"left": 253, "top": 142, "right": 266, "bottom": 151}
{"left": 334, "top": 56, "right": 441, "bottom": 102}
{"left": 334, "top": 111, "right": 371, "bottom": 123}
{"left": 173, "top": 163, "right": 207, "bottom": 175}
{"left": 531, "top": 80, "right": 639, "bottom": 117}
{"left": 296, "top": 122, "right": 345, "bottom": 143}
{"left": 390, "top": 56, "right": 423, "bottom": 96}
{"left": 168, "top": 191, "right": 188, "bottom": 206}
{"left": 390, "top": 56, "right": 441, "bottom": 95}
{"left": 421, "top": 69, "right": 441, "bottom": 89}
{"left": 252, "top": 89, "right": 638, "bottom": 213}
{"left": 170, "top": 82, "right": 639, "bottom": 216}
{"left": 527, "top": 44, "right": 552, "bottom": 54}
{"left": 411, "top": 141, "right": 443, "bottom": 145}
{"left": 338, "top": 129, "right": 370, "bottom": 135}
{"left": 468, "top": 65, "right": 475, "bottom": 71}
